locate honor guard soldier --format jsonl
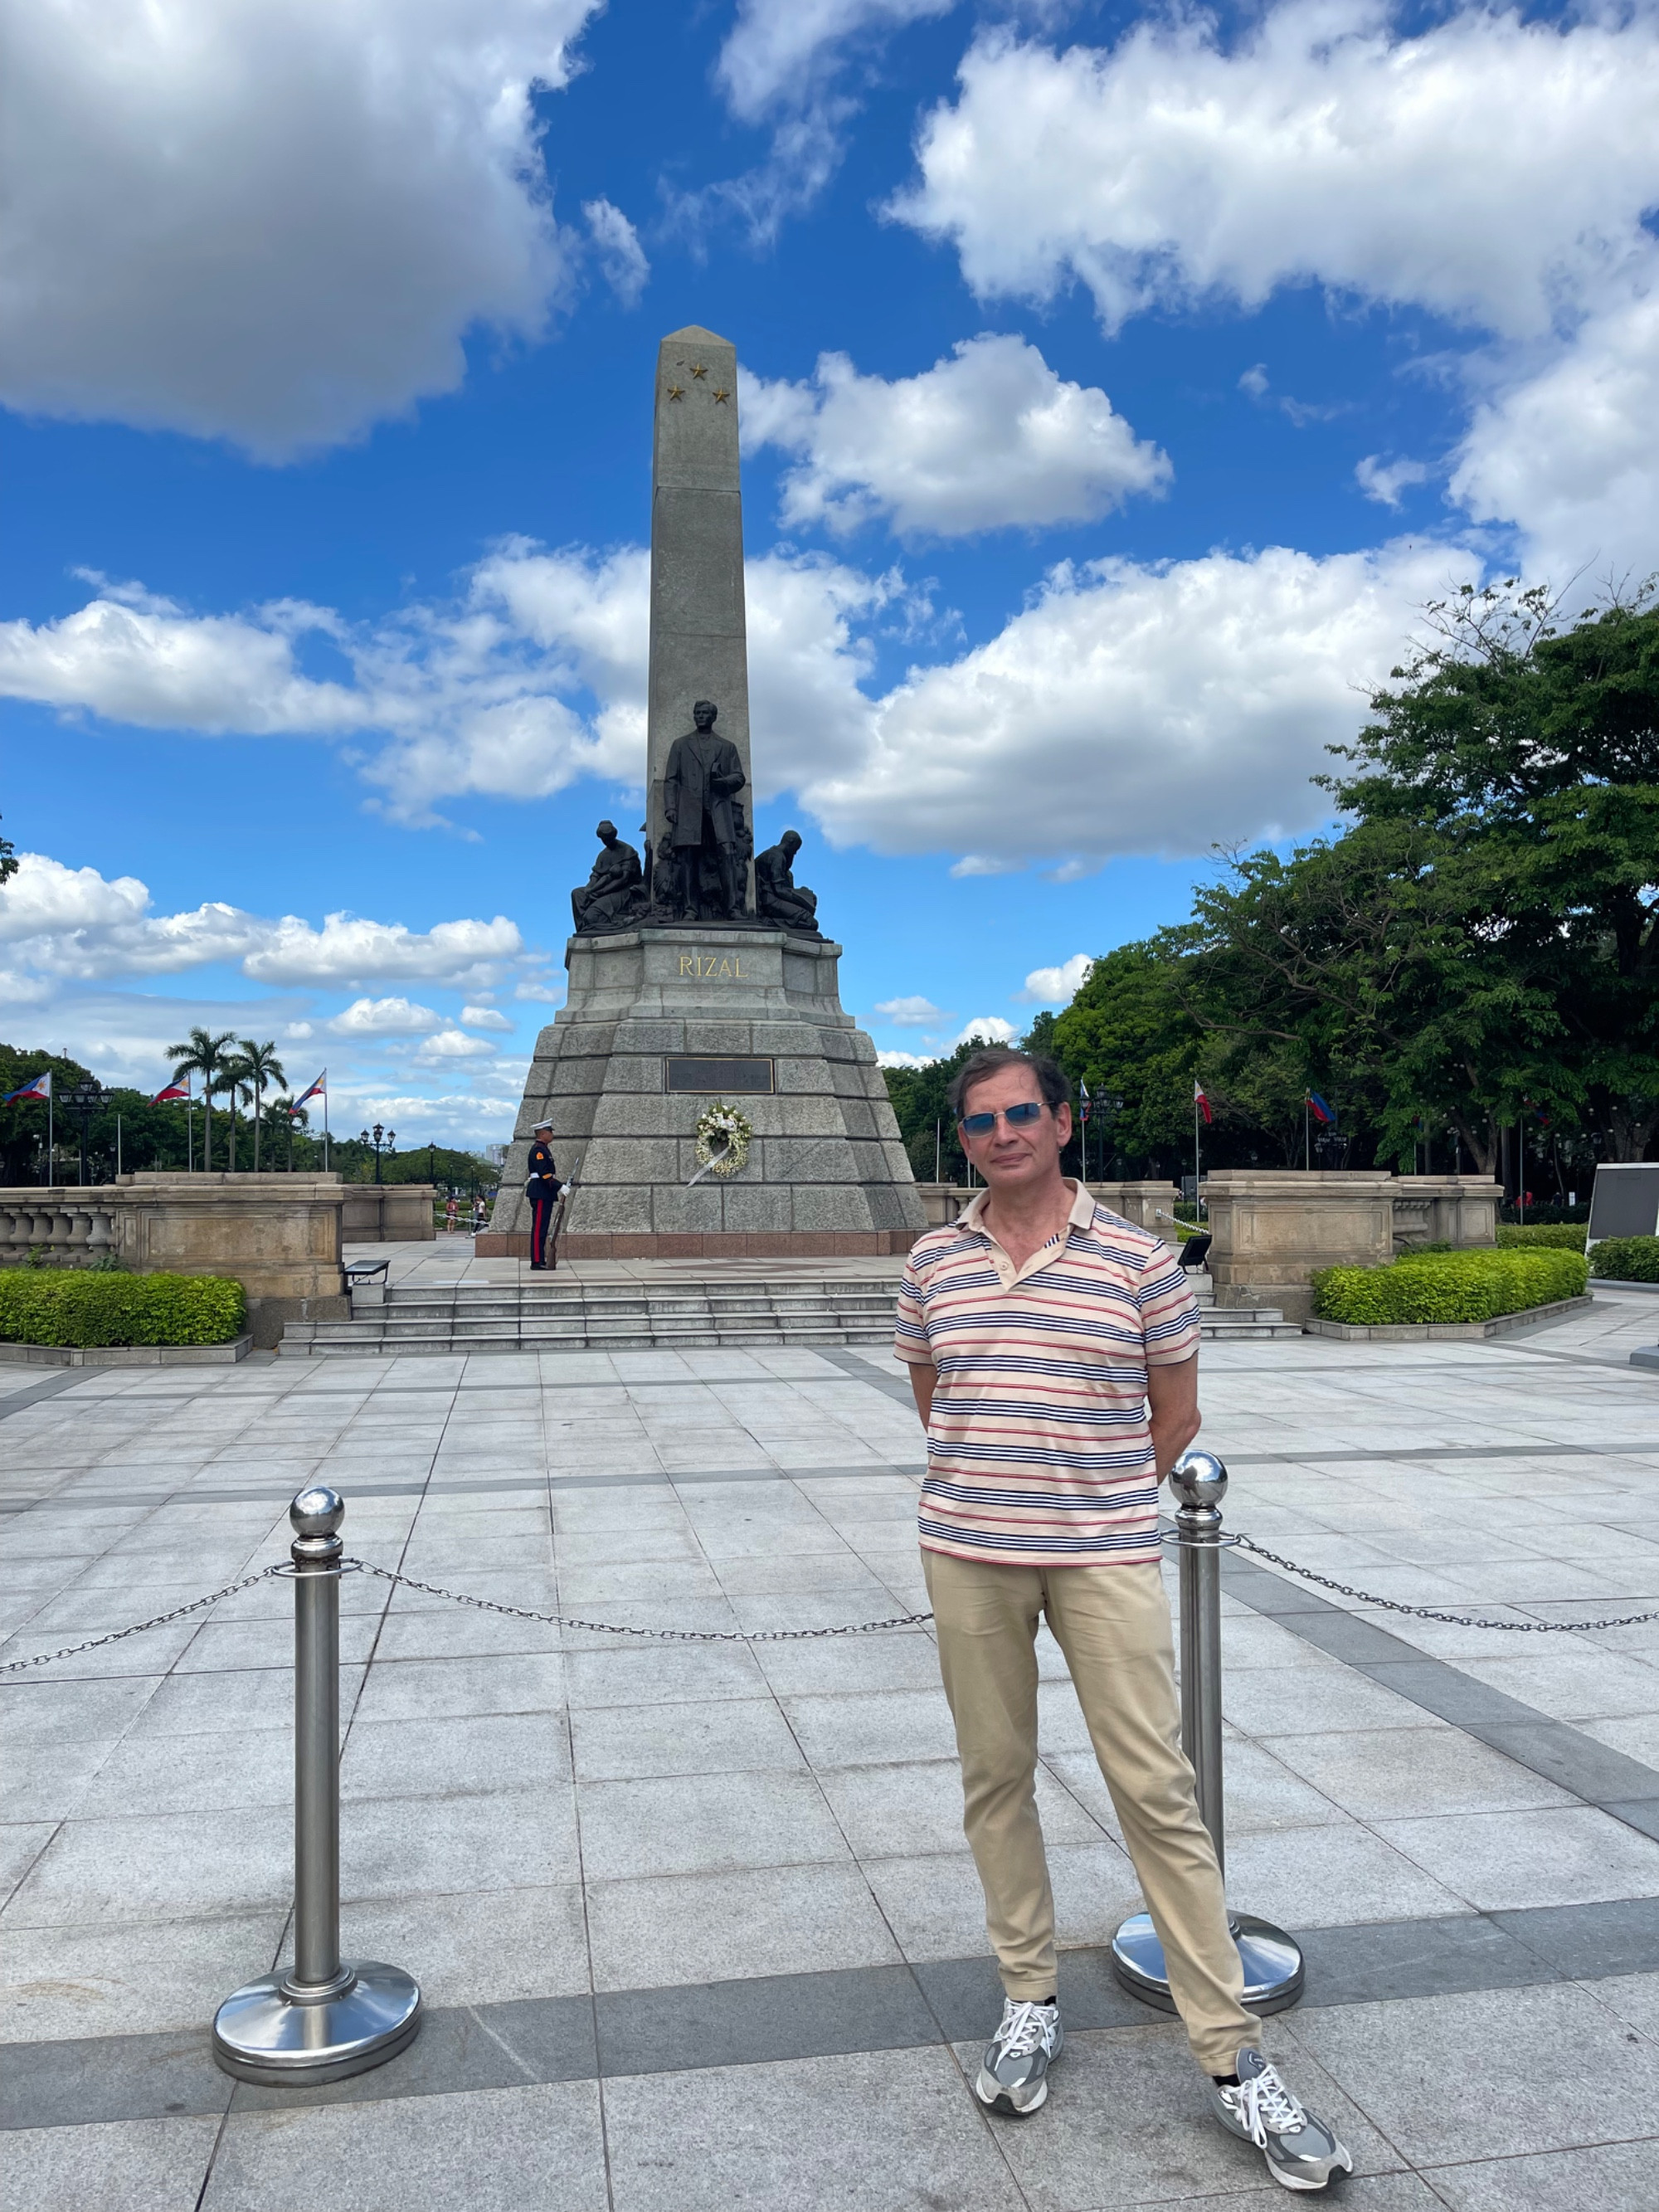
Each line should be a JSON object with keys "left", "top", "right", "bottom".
{"left": 526, "top": 1123, "right": 563, "bottom": 1270}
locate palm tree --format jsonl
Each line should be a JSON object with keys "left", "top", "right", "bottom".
{"left": 220, "top": 1052, "right": 254, "bottom": 1172}
{"left": 237, "top": 1040, "right": 286, "bottom": 1172}
{"left": 166, "top": 1028, "right": 236, "bottom": 1172}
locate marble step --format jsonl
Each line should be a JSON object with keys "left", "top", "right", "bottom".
{"left": 281, "top": 1305, "right": 1298, "bottom": 1352}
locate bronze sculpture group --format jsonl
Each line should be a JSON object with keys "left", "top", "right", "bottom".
{"left": 570, "top": 699, "right": 820, "bottom": 938}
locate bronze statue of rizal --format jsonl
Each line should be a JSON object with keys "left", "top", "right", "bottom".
{"left": 661, "top": 699, "right": 747, "bottom": 920}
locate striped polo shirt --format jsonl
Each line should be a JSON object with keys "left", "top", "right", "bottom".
{"left": 894, "top": 1181, "right": 1199, "bottom": 1568}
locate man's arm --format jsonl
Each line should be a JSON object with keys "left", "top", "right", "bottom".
{"left": 1146, "top": 1352, "right": 1200, "bottom": 1480}
{"left": 908, "top": 1362, "right": 937, "bottom": 1428}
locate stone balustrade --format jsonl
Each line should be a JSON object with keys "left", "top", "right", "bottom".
{"left": 913, "top": 1180, "right": 1199, "bottom": 1232}
{"left": 1205, "top": 1170, "right": 1501, "bottom": 1323}
{"left": 0, "top": 1175, "right": 357, "bottom": 1347}
{"left": 0, "top": 1197, "right": 119, "bottom": 1261}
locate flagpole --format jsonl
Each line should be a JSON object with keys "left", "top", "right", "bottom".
{"left": 324, "top": 1074, "right": 330, "bottom": 1175}
{"left": 47, "top": 1087, "right": 53, "bottom": 1188}
{"left": 1194, "top": 1092, "right": 1201, "bottom": 1221}
{"left": 1304, "top": 1098, "right": 1310, "bottom": 1172}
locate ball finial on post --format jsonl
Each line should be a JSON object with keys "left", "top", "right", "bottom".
{"left": 1168, "top": 1449, "right": 1228, "bottom": 1514}
{"left": 289, "top": 1485, "right": 345, "bottom": 1538}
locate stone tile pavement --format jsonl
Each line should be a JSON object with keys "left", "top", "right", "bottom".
{"left": 6, "top": 1289, "right": 1659, "bottom": 2205}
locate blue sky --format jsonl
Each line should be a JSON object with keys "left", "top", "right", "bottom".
{"left": 2, "top": 0, "right": 1656, "bottom": 1139}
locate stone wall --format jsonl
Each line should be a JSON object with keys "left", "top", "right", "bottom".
{"left": 0, "top": 1172, "right": 350, "bottom": 1348}
{"left": 1390, "top": 1175, "right": 1502, "bottom": 1250}
{"left": 1204, "top": 1170, "right": 1501, "bottom": 1323}
{"left": 341, "top": 1185, "right": 436, "bottom": 1244}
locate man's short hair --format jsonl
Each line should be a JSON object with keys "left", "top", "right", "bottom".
{"left": 948, "top": 1046, "right": 1071, "bottom": 1121}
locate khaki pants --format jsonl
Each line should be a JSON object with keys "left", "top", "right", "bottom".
{"left": 922, "top": 1547, "right": 1259, "bottom": 2076}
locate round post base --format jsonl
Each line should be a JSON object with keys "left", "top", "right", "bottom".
{"left": 1110, "top": 1912, "right": 1304, "bottom": 2017}
{"left": 212, "top": 1961, "right": 421, "bottom": 2085}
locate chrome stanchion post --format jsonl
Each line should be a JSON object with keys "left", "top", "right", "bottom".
{"left": 212, "top": 1487, "right": 421, "bottom": 2083}
{"left": 1111, "top": 1449, "right": 1305, "bottom": 2015}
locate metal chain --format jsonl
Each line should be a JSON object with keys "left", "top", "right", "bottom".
{"left": 352, "top": 1562, "right": 935, "bottom": 1643}
{"left": 0, "top": 1565, "right": 289, "bottom": 1674}
{"left": 12, "top": 1533, "right": 1657, "bottom": 1676}
{"left": 1230, "top": 1534, "right": 1659, "bottom": 1633}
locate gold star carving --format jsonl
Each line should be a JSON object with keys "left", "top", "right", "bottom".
{"left": 666, "top": 383, "right": 684, "bottom": 401}
{"left": 689, "top": 363, "right": 708, "bottom": 378}
{"left": 711, "top": 387, "right": 730, "bottom": 404}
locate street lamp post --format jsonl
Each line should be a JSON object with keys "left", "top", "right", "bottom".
{"left": 358, "top": 1124, "right": 396, "bottom": 1185}
{"left": 66, "top": 1077, "right": 105, "bottom": 1187}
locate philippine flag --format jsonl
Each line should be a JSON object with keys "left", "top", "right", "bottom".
{"left": 1307, "top": 1092, "right": 1336, "bottom": 1127}
{"left": 1078, "top": 1079, "right": 1092, "bottom": 1125}
{"left": 2, "top": 1069, "right": 51, "bottom": 1104}
{"left": 289, "top": 1070, "right": 326, "bottom": 1113}
{"left": 1194, "top": 1079, "right": 1213, "bottom": 1126}
{"left": 153, "top": 1080, "right": 191, "bottom": 1104}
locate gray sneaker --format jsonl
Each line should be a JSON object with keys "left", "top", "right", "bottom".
{"left": 974, "top": 1997, "right": 1063, "bottom": 2115}
{"left": 1207, "top": 2047, "right": 1353, "bottom": 2190}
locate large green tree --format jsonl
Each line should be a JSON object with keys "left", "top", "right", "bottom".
{"left": 1320, "top": 582, "right": 1659, "bottom": 1160}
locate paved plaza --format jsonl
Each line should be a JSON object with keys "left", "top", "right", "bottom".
{"left": 7, "top": 1282, "right": 1659, "bottom": 2208}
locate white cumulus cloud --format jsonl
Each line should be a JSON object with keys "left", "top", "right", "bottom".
{"left": 1449, "top": 286, "right": 1659, "bottom": 580}
{"left": 895, "top": 6, "right": 1659, "bottom": 339}
{"left": 0, "top": 0, "right": 601, "bottom": 457}
{"left": 877, "top": 1048, "right": 936, "bottom": 1069}
{"left": 460, "top": 1004, "right": 516, "bottom": 1032}
{"left": 328, "top": 997, "right": 441, "bottom": 1037}
{"left": 743, "top": 334, "right": 1168, "bottom": 538}
{"left": 873, "top": 994, "right": 947, "bottom": 1026}
{"left": 415, "top": 1029, "right": 498, "bottom": 1062}
{"left": 582, "top": 199, "right": 649, "bottom": 307}
{"left": 0, "top": 851, "right": 525, "bottom": 988}
{"left": 953, "top": 1016, "right": 1019, "bottom": 1048}
{"left": 800, "top": 538, "right": 1450, "bottom": 863}
{"left": 0, "top": 588, "right": 366, "bottom": 733}
{"left": 718, "top": 0, "right": 956, "bottom": 118}
{"left": 892, "top": 3, "right": 1659, "bottom": 579}
{"left": 1017, "top": 954, "right": 1092, "bottom": 1005}
{"left": 1355, "top": 456, "right": 1433, "bottom": 510}
{"left": 242, "top": 914, "right": 523, "bottom": 987}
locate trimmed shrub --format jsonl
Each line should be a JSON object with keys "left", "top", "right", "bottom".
{"left": 1313, "top": 1248, "right": 1588, "bottom": 1325}
{"left": 1496, "top": 1224, "right": 1588, "bottom": 1250}
{"left": 0, "top": 1271, "right": 246, "bottom": 1347}
{"left": 1588, "top": 1236, "right": 1659, "bottom": 1284}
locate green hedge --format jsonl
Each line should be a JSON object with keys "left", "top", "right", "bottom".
{"left": 1496, "top": 1224, "right": 1588, "bottom": 1250}
{"left": 0, "top": 1271, "right": 246, "bottom": 1347}
{"left": 1313, "top": 1248, "right": 1589, "bottom": 1325}
{"left": 1588, "top": 1236, "right": 1659, "bottom": 1283}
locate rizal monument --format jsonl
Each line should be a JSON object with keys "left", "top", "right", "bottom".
{"left": 481, "top": 327, "right": 927, "bottom": 1259}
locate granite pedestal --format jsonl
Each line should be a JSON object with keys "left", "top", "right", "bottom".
{"left": 482, "top": 926, "right": 927, "bottom": 1259}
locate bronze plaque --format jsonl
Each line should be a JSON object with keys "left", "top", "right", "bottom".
{"left": 664, "top": 1056, "right": 776, "bottom": 1095}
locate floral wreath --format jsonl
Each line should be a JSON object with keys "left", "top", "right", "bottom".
{"left": 693, "top": 1101, "right": 752, "bottom": 1177}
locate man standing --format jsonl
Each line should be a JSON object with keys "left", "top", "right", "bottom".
{"left": 525, "top": 1122, "right": 562, "bottom": 1271}
{"left": 660, "top": 699, "right": 746, "bottom": 921}
{"left": 895, "top": 1045, "right": 1350, "bottom": 2192}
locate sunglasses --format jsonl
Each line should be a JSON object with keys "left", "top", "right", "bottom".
{"left": 959, "top": 1101, "right": 1046, "bottom": 1137}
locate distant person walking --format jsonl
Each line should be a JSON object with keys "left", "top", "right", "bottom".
{"left": 525, "top": 1123, "right": 562, "bottom": 1269}
{"left": 445, "top": 1195, "right": 459, "bottom": 1235}
{"left": 471, "top": 1195, "right": 487, "bottom": 1237}
{"left": 894, "top": 1045, "right": 1350, "bottom": 2192}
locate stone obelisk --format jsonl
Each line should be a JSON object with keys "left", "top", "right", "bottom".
{"left": 482, "top": 326, "right": 927, "bottom": 1261}
{"left": 646, "top": 328, "right": 750, "bottom": 857}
